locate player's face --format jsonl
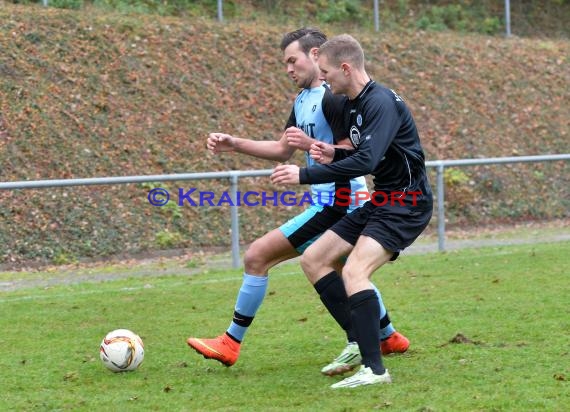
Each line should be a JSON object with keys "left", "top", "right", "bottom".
{"left": 318, "top": 54, "right": 346, "bottom": 95}
{"left": 282, "top": 41, "right": 319, "bottom": 89}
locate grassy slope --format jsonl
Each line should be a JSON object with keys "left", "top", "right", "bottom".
{"left": 0, "top": 4, "right": 569, "bottom": 265}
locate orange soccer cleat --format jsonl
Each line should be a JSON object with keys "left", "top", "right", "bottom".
{"left": 187, "top": 333, "right": 241, "bottom": 366}
{"left": 381, "top": 331, "right": 410, "bottom": 355}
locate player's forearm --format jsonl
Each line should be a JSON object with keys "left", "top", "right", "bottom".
{"left": 299, "top": 151, "right": 372, "bottom": 184}
{"left": 332, "top": 144, "right": 354, "bottom": 150}
{"left": 233, "top": 138, "right": 292, "bottom": 162}
{"left": 333, "top": 138, "right": 355, "bottom": 151}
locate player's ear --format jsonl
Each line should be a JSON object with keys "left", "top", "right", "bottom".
{"left": 310, "top": 47, "right": 319, "bottom": 59}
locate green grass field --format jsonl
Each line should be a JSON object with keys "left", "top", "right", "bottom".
{"left": 1, "top": 242, "right": 568, "bottom": 411}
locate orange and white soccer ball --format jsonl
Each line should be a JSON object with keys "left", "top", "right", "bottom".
{"left": 99, "top": 329, "right": 145, "bottom": 372}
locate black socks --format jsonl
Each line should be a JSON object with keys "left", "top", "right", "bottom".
{"left": 349, "top": 289, "right": 385, "bottom": 375}
{"left": 313, "top": 271, "right": 353, "bottom": 338}
{"left": 314, "top": 272, "right": 386, "bottom": 375}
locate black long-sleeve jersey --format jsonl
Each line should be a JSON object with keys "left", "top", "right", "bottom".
{"left": 299, "top": 81, "right": 431, "bottom": 195}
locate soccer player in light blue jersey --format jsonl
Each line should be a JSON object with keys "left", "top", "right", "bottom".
{"left": 187, "top": 28, "right": 409, "bottom": 375}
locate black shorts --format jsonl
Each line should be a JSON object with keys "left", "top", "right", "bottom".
{"left": 329, "top": 192, "right": 433, "bottom": 260}
{"left": 279, "top": 204, "right": 347, "bottom": 253}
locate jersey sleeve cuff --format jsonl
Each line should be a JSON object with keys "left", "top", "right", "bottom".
{"left": 299, "top": 168, "right": 310, "bottom": 184}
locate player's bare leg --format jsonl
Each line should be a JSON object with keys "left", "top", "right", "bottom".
{"left": 187, "top": 229, "right": 298, "bottom": 366}
{"left": 243, "top": 229, "right": 300, "bottom": 275}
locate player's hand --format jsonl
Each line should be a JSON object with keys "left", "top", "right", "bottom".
{"left": 207, "top": 133, "right": 236, "bottom": 154}
{"left": 284, "top": 127, "right": 314, "bottom": 151}
{"left": 271, "top": 164, "right": 300, "bottom": 185}
{"left": 310, "top": 141, "right": 335, "bottom": 164}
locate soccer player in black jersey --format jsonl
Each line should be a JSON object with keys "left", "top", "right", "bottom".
{"left": 187, "top": 29, "right": 410, "bottom": 373}
{"left": 272, "top": 34, "right": 433, "bottom": 388}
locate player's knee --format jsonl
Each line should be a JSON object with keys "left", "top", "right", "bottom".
{"left": 243, "top": 242, "right": 269, "bottom": 273}
{"left": 300, "top": 249, "right": 319, "bottom": 277}
{"left": 299, "top": 253, "right": 310, "bottom": 273}
{"left": 341, "top": 264, "right": 360, "bottom": 284}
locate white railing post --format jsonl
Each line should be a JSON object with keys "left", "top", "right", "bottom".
{"left": 217, "top": 0, "right": 223, "bottom": 22}
{"left": 505, "top": 0, "right": 511, "bottom": 37}
{"left": 229, "top": 173, "right": 240, "bottom": 268}
{"left": 373, "top": 0, "right": 380, "bottom": 32}
{"left": 436, "top": 162, "right": 446, "bottom": 252}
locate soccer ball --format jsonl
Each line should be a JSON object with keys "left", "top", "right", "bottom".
{"left": 99, "top": 329, "right": 145, "bottom": 372}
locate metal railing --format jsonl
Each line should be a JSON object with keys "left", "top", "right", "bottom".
{"left": 1, "top": 154, "right": 569, "bottom": 267}
{"left": 39, "top": 1, "right": 514, "bottom": 36}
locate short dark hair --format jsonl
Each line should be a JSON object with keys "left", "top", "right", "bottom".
{"left": 319, "top": 34, "right": 365, "bottom": 69}
{"left": 280, "top": 27, "right": 327, "bottom": 53}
